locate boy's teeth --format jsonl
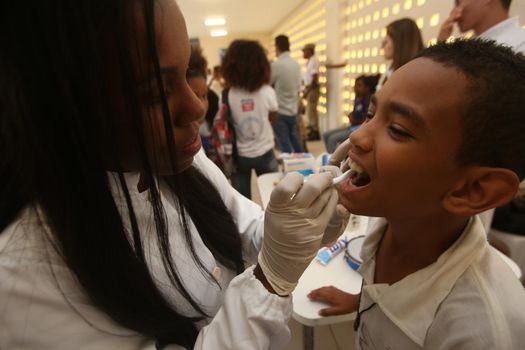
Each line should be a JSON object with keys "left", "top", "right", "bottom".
{"left": 349, "top": 160, "right": 363, "bottom": 174}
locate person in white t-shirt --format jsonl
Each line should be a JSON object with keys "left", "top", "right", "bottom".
{"left": 221, "top": 40, "right": 279, "bottom": 199}
{"left": 308, "top": 40, "right": 525, "bottom": 349}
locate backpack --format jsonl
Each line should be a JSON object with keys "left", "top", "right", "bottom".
{"left": 207, "top": 89, "right": 237, "bottom": 179}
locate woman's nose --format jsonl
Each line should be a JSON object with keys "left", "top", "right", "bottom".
{"left": 178, "top": 86, "right": 206, "bottom": 125}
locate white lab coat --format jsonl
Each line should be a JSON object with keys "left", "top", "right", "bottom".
{"left": 0, "top": 149, "right": 292, "bottom": 349}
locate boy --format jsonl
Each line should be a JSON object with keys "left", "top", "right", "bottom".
{"left": 309, "top": 39, "right": 525, "bottom": 349}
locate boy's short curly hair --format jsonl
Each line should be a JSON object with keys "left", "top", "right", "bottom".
{"left": 221, "top": 40, "right": 270, "bottom": 92}
{"left": 417, "top": 39, "right": 525, "bottom": 180}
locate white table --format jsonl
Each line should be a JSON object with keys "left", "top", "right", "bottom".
{"left": 256, "top": 172, "right": 522, "bottom": 349}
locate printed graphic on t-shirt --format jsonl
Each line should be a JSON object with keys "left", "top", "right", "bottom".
{"left": 241, "top": 99, "right": 255, "bottom": 112}
{"left": 239, "top": 116, "right": 263, "bottom": 140}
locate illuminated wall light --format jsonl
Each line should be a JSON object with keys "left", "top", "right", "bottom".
{"left": 373, "top": 11, "right": 380, "bottom": 21}
{"left": 382, "top": 8, "right": 390, "bottom": 18}
{"left": 210, "top": 29, "right": 228, "bottom": 37}
{"left": 358, "top": 34, "right": 363, "bottom": 43}
{"left": 381, "top": 28, "right": 387, "bottom": 37}
{"left": 320, "top": 66, "right": 327, "bottom": 73}
{"left": 372, "top": 29, "right": 379, "bottom": 39}
{"left": 352, "top": 4, "right": 358, "bottom": 12}
{"left": 417, "top": 0, "right": 426, "bottom": 5}
{"left": 320, "top": 97, "right": 327, "bottom": 104}
{"left": 350, "top": 79, "right": 356, "bottom": 86}
{"left": 380, "top": 64, "right": 387, "bottom": 73}
{"left": 348, "top": 105, "right": 354, "bottom": 112}
{"left": 345, "top": 37, "right": 351, "bottom": 45}
{"left": 346, "top": 7, "right": 352, "bottom": 15}
{"left": 365, "top": 15, "right": 371, "bottom": 24}
{"left": 358, "top": 17, "right": 364, "bottom": 27}
{"left": 364, "top": 64, "right": 370, "bottom": 73}
{"left": 371, "top": 64, "right": 378, "bottom": 73}
{"left": 351, "top": 50, "right": 357, "bottom": 58}
{"left": 351, "top": 36, "right": 357, "bottom": 44}
{"left": 205, "top": 17, "right": 226, "bottom": 26}
{"left": 320, "top": 55, "right": 327, "bottom": 61}
{"left": 416, "top": 18, "right": 424, "bottom": 29}
{"left": 341, "top": 116, "right": 349, "bottom": 123}
{"left": 344, "top": 103, "right": 350, "bottom": 111}
{"left": 359, "top": 1, "right": 364, "bottom": 9}
{"left": 345, "top": 51, "right": 351, "bottom": 59}
{"left": 404, "top": 0, "right": 413, "bottom": 10}
{"left": 428, "top": 38, "right": 437, "bottom": 46}
{"left": 350, "top": 92, "right": 356, "bottom": 100}
{"left": 392, "top": 3, "right": 400, "bottom": 15}
{"left": 345, "top": 65, "right": 351, "bottom": 73}
{"left": 357, "top": 50, "right": 363, "bottom": 58}
{"left": 352, "top": 20, "right": 357, "bottom": 28}
{"left": 321, "top": 87, "right": 327, "bottom": 94}
{"left": 346, "top": 23, "right": 351, "bottom": 30}
{"left": 371, "top": 47, "right": 379, "bottom": 56}
{"left": 365, "top": 31, "right": 371, "bottom": 40}
{"left": 364, "top": 48, "right": 370, "bottom": 57}
{"left": 357, "top": 65, "right": 363, "bottom": 73}
{"left": 366, "top": 0, "right": 372, "bottom": 5}
{"left": 344, "top": 78, "right": 351, "bottom": 86}
{"left": 319, "top": 76, "right": 327, "bottom": 83}
{"left": 430, "top": 13, "right": 440, "bottom": 27}
{"left": 351, "top": 65, "right": 357, "bottom": 73}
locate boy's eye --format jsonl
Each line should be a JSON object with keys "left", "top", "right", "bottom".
{"left": 388, "top": 125, "right": 413, "bottom": 139}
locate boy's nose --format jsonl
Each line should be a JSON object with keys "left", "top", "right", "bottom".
{"left": 349, "top": 123, "right": 373, "bottom": 153}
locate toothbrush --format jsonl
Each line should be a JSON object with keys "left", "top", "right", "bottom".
{"left": 333, "top": 168, "right": 352, "bottom": 185}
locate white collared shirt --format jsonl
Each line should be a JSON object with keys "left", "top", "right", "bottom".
{"left": 478, "top": 16, "right": 525, "bottom": 54}
{"left": 355, "top": 216, "right": 525, "bottom": 349}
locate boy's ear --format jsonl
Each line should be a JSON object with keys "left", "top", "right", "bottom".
{"left": 443, "top": 167, "right": 519, "bottom": 216}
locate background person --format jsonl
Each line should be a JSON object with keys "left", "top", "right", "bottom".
{"left": 438, "top": 0, "right": 525, "bottom": 53}
{"left": 301, "top": 43, "right": 321, "bottom": 141}
{"left": 271, "top": 34, "right": 303, "bottom": 153}
{"left": 0, "top": 1, "right": 349, "bottom": 349}
{"left": 221, "top": 39, "right": 279, "bottom": 199}
{"left": 376, "top": 18, "right": 424, "bottom": 91}
{"left": 323, "top": 74, "right": 379, "bottom": 154}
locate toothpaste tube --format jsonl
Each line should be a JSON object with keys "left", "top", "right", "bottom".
{"left": 316, "top": 237, "right": 349, "bottom": 266}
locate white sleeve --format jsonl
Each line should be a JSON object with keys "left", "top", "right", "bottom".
{"left": 193, "top": 266, "right": 292, "bottom": 350}
{"left": 193, "top": 149, "right": 265, "bottom": 264}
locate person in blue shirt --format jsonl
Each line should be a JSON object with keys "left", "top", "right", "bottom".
{"left": 323, "top": 74, "right": 379, "bottom": 153}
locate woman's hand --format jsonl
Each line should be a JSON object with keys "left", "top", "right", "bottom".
{"left": 307, "top": 286, "right": 360, "bottom": 316}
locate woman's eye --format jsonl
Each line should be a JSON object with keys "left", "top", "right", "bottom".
{"left": 365, "top": 111, "right": 375, "bottom": 121}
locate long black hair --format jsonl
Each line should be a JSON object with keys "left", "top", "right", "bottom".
{"left": 0, "top": 0, "right": 243, "bottom": 348}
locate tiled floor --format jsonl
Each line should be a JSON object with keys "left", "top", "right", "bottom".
{"left": 252, "top": 140, "right": 357, "bottom": 350}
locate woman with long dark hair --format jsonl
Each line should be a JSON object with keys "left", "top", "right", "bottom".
{"left": 0, "top": 0, "right": 348, "bottom": 349}
{"left": 376, "top": 17, "right": 424, "bottom": 90}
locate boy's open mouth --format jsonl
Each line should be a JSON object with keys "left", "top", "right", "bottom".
{"left": 348, "top": 160, "right": 371, "bottom": 187}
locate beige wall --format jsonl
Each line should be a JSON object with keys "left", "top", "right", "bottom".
{"left": 198, "top": 32, "right": 272, "bottom": 70}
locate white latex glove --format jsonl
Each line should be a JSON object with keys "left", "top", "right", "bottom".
{"left": 258, "top": 172, "right": 339, "bottom": 296}
{"left": 319, "top": 165, "right": 350, "bottom": 245}
{"left": 329, "top": 138, "right": 351, "bottom": 171}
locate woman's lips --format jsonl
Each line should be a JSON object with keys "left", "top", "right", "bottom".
{"left": 181, "top": 134, "right": 201, "bottom": 155}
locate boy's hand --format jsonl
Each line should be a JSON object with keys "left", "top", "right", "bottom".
{"left": 438, "top": 6, "right": 463, "bottom": 43}
{"left": 308, "top": 286, "right": 360, "bottom": 316}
